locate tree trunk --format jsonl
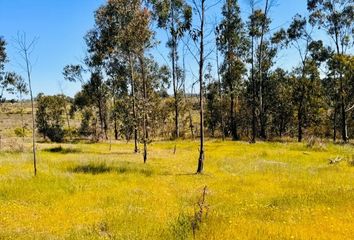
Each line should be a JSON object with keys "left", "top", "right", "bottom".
{"left": 20, "top": 92, "right": 25, "bottom": 145}
{"left": 340, "top": 92, "right": 347, "bottom": 142}
{"left": 129, "top": 54, "right": 139, "bottom": 153}
{"left": 25, "top": 50, "right": 37, "bottom": 176}
{"left": 258, "top": 0, "right": 269, "bottom": 140}
{"left": 171, "top": 6, "right": 180, "bottom": 139}
{"left": 230, "top": 92, "right": 238, "bottom": 140}
{"left": 189, "top": 109, "right": 194, "bottom": 140}
{"left": 215, "top": 39, "right": 225, "bottom": 141}
{"left": 61, "top": 96, "right": 72, "bottom": 141}
{"left": 103, "top": 105, "right": 108, "bottom": 140}
{"left": 139, "top": 56, "right": 148, "bottom": 163}
{"left": 114, "top": 118, "right": 118, "bottom": 140}
{"left": 298, "top": 95, "right": 303, "bottom": 143}
{"left": 97, "top": 97, "right": 105, "bottom": 140}
{"left": 196, "top": 0, "right": 205, "bottom": 174}
{"left": 250, "top": 27, "right": 256, "bottom": 143}
{"left": 333, "top": 105, "right": 337, "bottom": 142}
{"left": 334, "top": 29, "right": 348, "bottom": 142}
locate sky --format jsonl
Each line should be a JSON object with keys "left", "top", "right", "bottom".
{"left": 0, "top": 0, "right": 313, "bottom": 98}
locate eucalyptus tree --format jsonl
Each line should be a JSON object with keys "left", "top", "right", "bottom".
{"left": 106, "top": 57, "right": 129, "bottom": 140}
{"left": 205, "top": 64, "right": 223, "bottom": 137}
{"left": 326, "top": 53, "right": 354, "bottom": 140}
{"left": 63, "top": 29, "right": 110, "bottom": 142}
{"left": 84, "top": 29, "right": 110, "bottom": 140}
{"left": 131, "top": 6, "right": 154, "bottom": 163}
{"left": 267, "top": 68, "right": 294, "bottom": 138}
{"left": 136, "top": 56, "right": 170, "bottom": 140}
{"left": 246, "top": 0, "right": 257, "bottom": 143}
{"left": 63, "top": 63, "right": 109, "bottom": 141}
{"left": 0, "top": 37, "right": 11, "bottom": 103}
{"left": 63, "top": 65, "right": 100, "bottom": 140}
{"left": 189, "top": 0, "right": 207, "bottom": 173}
{"left": 246, "top": 0, "right": 280, "bottom": 141}
{"left": 0, "top": 37, "right": 5, "bottom": 68}
{"left": 256, "top": 0, "right": 272, "bottom": 139}
{"left": 286, "top": 14, "right": 315, "bottom": 142}
{"left": 216, "top": 0, "right": 248, "bottom": 140}
{"left": 92, "top": 0, "right": 154, "bottom": 159}
{"left": 214, "top": 26, "right": 226, "bottom": 140}
{"left": 152, "top": 0, "right": 192, "bottom": 139}
{"left": 273, "top": 14, "right": 327, "bottom": 141}
{"left": 0, "top": 38, "right": 6, "bottom": 101}
{"left": 307, "top": 0, "right": 353, "bottom": 141}
{"left": 96, "top": 0, "right": 154, "bottom": 161}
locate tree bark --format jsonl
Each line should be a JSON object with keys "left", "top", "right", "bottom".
{"left": 139, "top": 56, "right": 148, "bottom": 163}
{"left": 171, "top": 5, "right": 180, "bottom": 139}
{"left": 298, "top": 103, "right": 303, "bottom": 142}
{"left": 334, "top": 25, "right": 347, "bottom": 142}
{"left": 258, "top": 0, "right": 269, "bottom": 140}
{"left": 24, "top": 47, "right": 37, "bottom": 176}
{"left": 333, "top": 105, "right": 337, "bottom": 142}
{"left": 129, "top": 54, "right": 139, "bottom": 153}
{"left": 196, "top": 0, "right": 205, "bottom": 174}
{"left": 230, "top": 92, "right": 238, "bottom": 140}
{"left": 215, "top": 39, "right": 225, "bottom": 141}
{"left": 250, "top": 13, "right": 256, "bottom": 144}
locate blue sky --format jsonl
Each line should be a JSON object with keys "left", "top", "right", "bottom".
{"left": 0, "top": 0, "right": 312, "bottom": 98}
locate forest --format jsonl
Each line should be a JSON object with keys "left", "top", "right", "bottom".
{"left": 0, "top": 0, "right": 353, "bottom": 239}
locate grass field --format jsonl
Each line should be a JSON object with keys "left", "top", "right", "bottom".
{"left": 0, "top": 140, "right": 353, "bottom": 239}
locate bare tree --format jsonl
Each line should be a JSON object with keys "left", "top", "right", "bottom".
{"left": 14, "top": 33, "right": 38, "bottom": 176}
{"left": 190, "top": 0, "right": 206, "bottom": 174}
{"left": 214, "top": 20, "right": 225, "bottom": 141}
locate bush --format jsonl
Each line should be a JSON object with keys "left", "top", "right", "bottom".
{"left": 35, "top": 94, "right": 68, "bottom": 142}
{"left": 14, "top": 127, "right": 26, "bottom": 138}
{"left": 46, "top": 125, "right": 65, "bottom": 142}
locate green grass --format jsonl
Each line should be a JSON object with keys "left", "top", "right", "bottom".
{"left": 0, "top": 140, "right": 353, "bottom": 239}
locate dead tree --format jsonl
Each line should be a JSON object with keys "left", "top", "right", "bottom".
{"left": 14, "top": 33, "right": 38, "bottom": 176}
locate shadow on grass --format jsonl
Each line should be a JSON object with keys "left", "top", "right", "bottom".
{"left": 68, "top": 162, "right": 154, "bottom": 176}
{"left": 44, "top": 146, "right": 134, "bottom": 155}
{"left": 71, "top": 163, "right": 112, "bottom": 174}
{"left": 43, "top": 146, "right": 81, "bottom": 154}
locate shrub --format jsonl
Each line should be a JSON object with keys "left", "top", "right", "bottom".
{"left": 46, "top": 125, "right": 65, "bottom": 142}
{"left": 14, "top": 127, "right": 26, "bottom": 138}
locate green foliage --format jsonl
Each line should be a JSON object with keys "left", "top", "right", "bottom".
{"left": 79, "top": 108, "right": 95, "bottom": 137}
{"left": 216, "top": 0, "right": 247, "bottom": 140}
{"left": 307, "top": 0, "right": 353, "bottom": 50}
{"left": 63, "top": 64, "right": 84, "bottom": 83}
{"left": 35, "top": 94, "right": 68, "bottom": 142}
{"left": 0, "top": 38, "right": 7, "bottom": 93}
{"left": 267, "top": 68, "right": 294, "bottom": 137}
{"left": 206, "top": 81, "right": 223, "bottom": 137}
{"left": 152, "top": 0, "right": 192, "bottom": 139}
{"left": 14, "top": 127, "right": 26, "bottom": 138}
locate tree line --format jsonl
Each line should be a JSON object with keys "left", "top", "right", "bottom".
{"left": 0, "top": 0, "right": 353, "bottom": 174}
